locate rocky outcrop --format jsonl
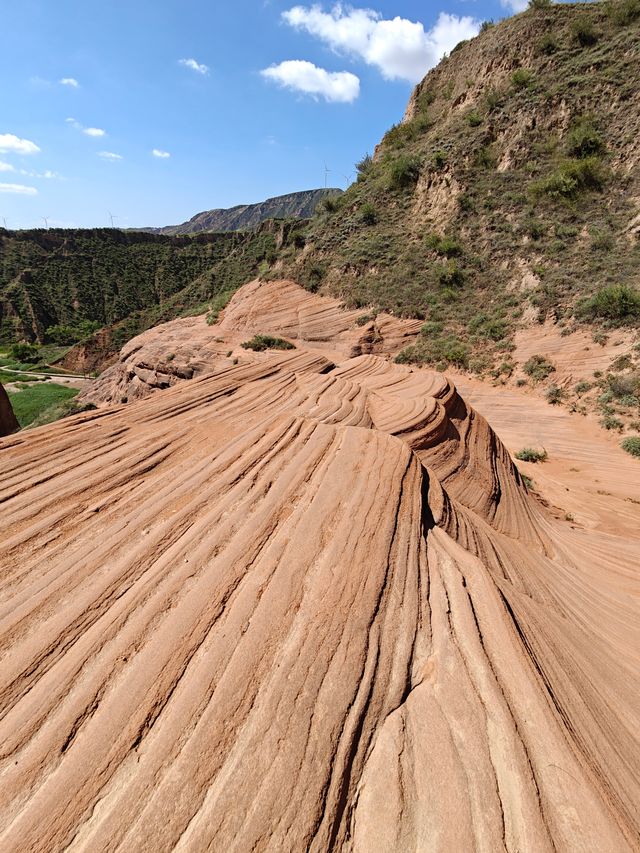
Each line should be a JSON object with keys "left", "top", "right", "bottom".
{"left": 0, "top": 384, "right": 18, "bottom": 436}
{"left": 1, "top": 323, "right": 638, "bottom": 848}
{"left": 78, "top": 279, "right": 422, "bottom": 405}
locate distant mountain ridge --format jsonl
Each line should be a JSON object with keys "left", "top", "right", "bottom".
{"left": 144, "top": 188, "right": 342, "bottom": 235}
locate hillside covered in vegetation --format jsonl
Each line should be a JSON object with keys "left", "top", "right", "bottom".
{"left": 277, "top": 1, "right": 639, "bottom": 374}
{"left": 0, "top": 226, "right": 281, "bottom": 358}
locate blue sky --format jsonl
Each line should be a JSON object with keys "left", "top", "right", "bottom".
{"left": 0, "top": 0, "right": 521, "bottom": 229}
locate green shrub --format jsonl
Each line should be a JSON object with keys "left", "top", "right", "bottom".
{"left": 589, "top": 227, "right": 614, "bottom": 252}
{"left": 9, "top": 343, "right": 39, "bottom": 363}
{"left": 241, "top": 335, "right": 295, "bottom": 352}
{"left": 437, "top": 261, "right": 465, "bottom": 288}
{"left": 530, "top": 157, "right": 607, "bottom": 199}
{"left": 607, "top": 371, "right": 640, "bottom": 399}
{"left": 574, "top": 380, "right": 592, "bottom": 395}
{"left": 480, "top": 20, "right": 495, "bottom": 32}
{"left": 356, "top": 154, "right": 373, "bottom": 177}
{"left": 44, "top": 320, "right": 101, "bottom": 345}
{"left": 385, "top": 155, "right": 421, "bottom": 190}
{"left": 420, "top": 320, "right": 445, "bottom": 337}
{"left": 601, "top": 413, "right": 624, "bottom": 431}
{"left": 520, "top": 472, "right": 535, "bottom": 490}
{"left": 567, "top": 120, "right": 605, "bottom": 158}
{"left": 356, "top": 313, "right": 376, "bottom": 326}
{"left": 524, "top": 218, "right": 546, "bottom": 240}
{"left": 606, "top": 0, "right": 640, "bottom": 24}
{"left": 431, "top": 149, "right": 448, "bottom": 169}
{"left": 537, "top": 32, "right": 558, "bottom": 55}
{"left": 571, "top": 19, "right": 598, "bottom": 46}
{"left": 28, "top": 398, "right": 97, "bottom": 429}
{"left": 546, "top": 384, "right": 566, "bottom": 404}
{"left": 511, "top": 69, "right": 534, "bottom": 89}
{"left": 621, "top": 436, "right": 640, "bottom": 457}
{"left": 523, "top": 354, "right": 555, "bottom": 381}
{"left": 426, "top": 234, "right": 463, "bottom": 258}
{"left": 383, "top": 115, "right": 430, "bottom": 148}
{"left": 467, "top": 111, "right": 483, "bottom": 127}
{"left": 576, "top": 284, "right": 640, "bottom": 323}
{"left": 484, "top": 87, "right": 505, "bottom": 111}
{"left": 320, "top": 195, "right": 342, "bottom": 213}
{"left": 468, "top": 313, "right": 507, "bottom": 341}
{"left": 475, "top": 145, "right": 497, "bottom": 170}
{"left": 515, "top": 447, "right": 548, "bottom": 462}
{"left": 359, "top": 203, "right": 378, "bottom": 225}
{"left": 395, "top": 333, "right": 470, "bottom": 369}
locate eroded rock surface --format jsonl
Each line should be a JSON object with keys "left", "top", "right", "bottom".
{"left": 79, "top": 279, "right": 422, "bottom": 405}
{"left": 1, "top": 328, "right": 638, "bottom": 849}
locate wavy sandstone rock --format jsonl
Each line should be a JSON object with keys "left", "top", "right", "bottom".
{"left": 78, "top": 279, "right": 422, "bottom": 406}
{"left": 0, "top": 281, "right": 638, "bottom": 851}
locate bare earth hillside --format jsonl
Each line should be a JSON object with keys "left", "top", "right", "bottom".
{"left": 1, "top": 278, "right": 638, "bottom": 850}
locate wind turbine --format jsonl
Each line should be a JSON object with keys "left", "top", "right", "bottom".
{"left": 324, "top": 163, "right": 332, "bottom": 189}
{"left": 41, "top": 216, "right": 50, "bottom": 229}
{"left": 1, "top": 217, "right": 7, "bottom": 229}
{"left": 108, "top": 211, "right": 118, "bottom": 228}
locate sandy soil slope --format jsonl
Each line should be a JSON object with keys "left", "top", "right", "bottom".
{"left": 0, "top": 281, "right": 639, "bottom": 851}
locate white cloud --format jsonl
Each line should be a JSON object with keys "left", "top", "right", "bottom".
{"left": 261, "top": 60, "right": 360, "bottom": 102}
{"left": 19, "top": 168, "right": 62, "bottom": 179}
{"left": 0, "top": 183, "right": 38, "bottom": 195}
{"left": 98, "top": 151, "right": 123, "bottom": 161}
{"left": 152, "top": 148, "right": 171, "bottom": 159}
{"left": 178, "top": 58, "right": 209, "bottom": 75}
{"left": 500, "top": 0, "right": 528, "bottom": 11}
{"left": 0, "top": 133, "right": 41, "bottom": 155}
{"left": 60, "top": 77, "right": 79, "bottom": 88}
{"left": 282, "top": 5, "right": 480, "bottom": 83}
{"left": 66, "top": 118, "right": 106, "bottom": 137}
{"left": 0, "top": 161, "right": 15, "bottom": 172}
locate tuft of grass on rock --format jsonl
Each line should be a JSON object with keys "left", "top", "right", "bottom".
{"left": 515, "top": 447, "right": 548, "bottom": 462}
{"left": 621, "top": 436, "right": 640, "bottom": 457}
{"left": 241, "top": 335, "right": 296, "bottom": 352}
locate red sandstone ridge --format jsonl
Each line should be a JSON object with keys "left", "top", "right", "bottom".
{"left": 78, "top": 279, "right": 422, "bottom": 405}
{"left": 1, "top": 281, "right": 639, "bottom": 848}
{"left": 0, "top": 384, "right": 18, "bottom": 436}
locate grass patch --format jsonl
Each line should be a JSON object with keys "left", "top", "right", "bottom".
{"left": 523, "top": 354, "right": 556, "bottom": 381}
{"left": 7, "top": 383, "right": 79, "bottom": 428}
{"left": 515, "top": 447, "right": 548, "bottom": 462}
{"left": 530, "top": 157, "right": 607, "bottom": 200}
{"left": 28, "top": 398, "right": 97, "bottom": 429}
{"left": 546, "top": 383, "right": 567, "bottom": 404}
{"left": 205, "top": 290, "right": 236, "bottom": 325}
{"left": 241, "top": 335, "right": 296, "bottom": 352}
{"left": 576, "top": 284, "right": 640, "bottom": 324}
{"left": 621, "top": 436, "right": 640, "bottom": 457}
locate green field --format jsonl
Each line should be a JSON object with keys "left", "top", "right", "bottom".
{"left": 7, "top": 383, "right": 79, "bottom": 428}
